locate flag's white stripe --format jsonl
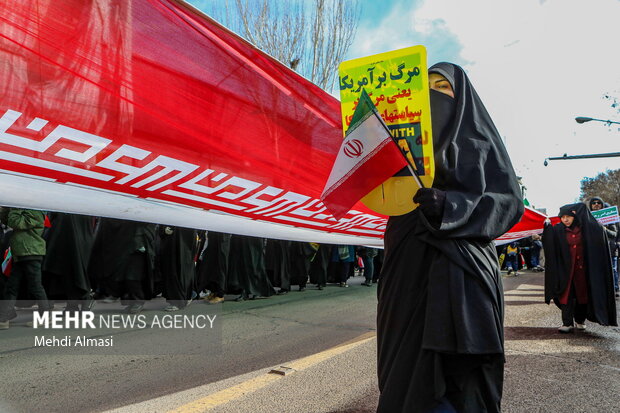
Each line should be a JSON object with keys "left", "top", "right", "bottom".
{"left": 322, "top": 137, "right": 392, "bottom": 200}
{"left": 322, "top": 113, "right": 392, "bottom": 195}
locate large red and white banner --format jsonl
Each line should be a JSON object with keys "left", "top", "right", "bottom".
{"left": 0, "top": 0, "right": 548, "bottom": 246}
{"left": 0, "top": 0, "right": 391, "bottom": 245}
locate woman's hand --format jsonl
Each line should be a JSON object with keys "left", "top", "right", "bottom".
{"left": 413, "top": 188, "right": 446, "bottom": 220}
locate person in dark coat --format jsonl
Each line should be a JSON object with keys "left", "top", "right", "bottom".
{"left": 330, "top": 245, "right": 355, "bottom": 288}
{"left": 288, "top": 241, "right": 315, "bottom": 291}
{"left": 543, "top": 203, "right": 617, "bottom": 332}
{"left": 587, "top": 196, "right": 619, "bottom": 296}
{"left": 376, "top": 63, "right": 523, "bottom": 413}
{"left": 0, "top": 208, "right": 51, "bottom": 329}
{"left": 358, "top": 246, "right": 378, "bottom": 287}
{"left": 88, "top": 218, "right": 156, "bottom": 313}
{"left": 372, "top": 248, "right": 383, "bottom": 283}
{"left": 265, "top": 239, "right": 291, "bottom": 294}
{"left": 158, "top": 226, "right": 197, "bottom": 311}
{"left": 42, "top": 212, "right": 95, "bottom": 311}
{"left": 309, "top": 243, "right": 330, "bottom": 290}
{"left": 227, "top": 235, "right": 275, "bottom": 300}
{"left": 196, "top": 231, "right": 231, "bottom": 304}
{"left": 531, "top": 234, "right": 544, "bottom": 271}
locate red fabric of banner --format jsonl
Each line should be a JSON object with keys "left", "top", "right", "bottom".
{"left": 495, "top": 206, "right": 560, "bottom": 245}
{"left": 0, "top": 0, "right": 386, "bottom": 241}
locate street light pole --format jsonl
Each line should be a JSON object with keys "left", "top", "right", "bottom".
{"left": 544, "top": 151, "right": 620, "bottom": 166}
{"left": 545, "top": 116, "right": 620, "bottom": 165}
{"left": 575, "top": 116, "right": 620, "bottom": 126}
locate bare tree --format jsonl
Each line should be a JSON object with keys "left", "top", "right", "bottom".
{"left": 204, "top": 0, "right": 360, "bottom": 91}
{"left": 580, "top": 168, "right": 620, "bottom": 208}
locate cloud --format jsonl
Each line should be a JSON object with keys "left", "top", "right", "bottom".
{"left": 346, "top": 1, "right": 464, "bottom": 65}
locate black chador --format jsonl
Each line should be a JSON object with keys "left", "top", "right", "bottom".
{"left": 42, "top": 213, "right": 95, "bottom": 310}
{"left": 159, "top": 226, "right": 197, "bottom": 309}
{"left": 376, "top": 63, "right": 523, "bottom": 413}
{"left": 265, "top": 239, "right": 291, "bottom": 292}
{"left": 88, "top": 218, "right": 156, "bottom": 307}
{"left": 227, "top": 235, "right": 275, "bottom": 299}
{"left": 309, "top": 243, "right": 331, "bottom": 288}
{"left": 196, "top": 231, "right": 231, "bottom": 299}
{"left": 288, "top": 241, "right": 315, "bottom": 290}
{"left": 543, "top": 203, "right": 617, "bottom": 326}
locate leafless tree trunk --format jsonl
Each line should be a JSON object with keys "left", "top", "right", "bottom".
{"left": 204, "top": 0, "right": 360, "bottom": 91}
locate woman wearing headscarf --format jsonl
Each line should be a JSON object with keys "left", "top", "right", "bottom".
{"left": 376, "top": 62, "right": 523, "bottom": 413}
{"left": 543, "top": 203, "right": 617, "bottom": 333}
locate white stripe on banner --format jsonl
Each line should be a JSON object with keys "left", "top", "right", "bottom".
{"left": 322, "top": 113, "right": 390, "bottom": 196}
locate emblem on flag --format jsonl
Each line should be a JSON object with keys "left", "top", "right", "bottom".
{"left": 344, "top": 139, "right": 364, "bottom": 158}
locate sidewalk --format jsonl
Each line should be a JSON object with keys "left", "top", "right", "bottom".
{"left": 106, "top": 270, "right": 620, "bottom": 413}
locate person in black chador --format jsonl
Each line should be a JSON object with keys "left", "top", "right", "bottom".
{"left": 88, "top": 218, "right": 156, "bottom": 313}
{"left": 158, "top": 225, "right": 197, "bottom": 311}
{"left": 265, "top": 238, "right": 291, "bottom": 294}
{"left": 227, "top": 235, "right": 275, "bottom": 300}
{"left": 543, "top": 203, "right": 617, "bottom": 333}
{"left": 288, "top": 241, "right": 315, "bottom": 291}
{"left": 376, "top": 63, "right": 523, "bottom": 413}
{"left": 196, "top": 231, "right": 231, "bottom": 304}
{"left": 309, "top": 243, "right": 330, "bottom": 290}
{"left": 42, "top": 213, "right": 95, "bottom": 311}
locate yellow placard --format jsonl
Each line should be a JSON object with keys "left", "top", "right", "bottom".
{"left": 338, "top": 46, "right": 433, "bottom": 216}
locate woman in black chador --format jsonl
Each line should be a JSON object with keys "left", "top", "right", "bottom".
{"left": 543, "top": 203, "right": 616, "bottom": 332}
{"left": 376, "top": 63, "right": 523, "bottom": 413}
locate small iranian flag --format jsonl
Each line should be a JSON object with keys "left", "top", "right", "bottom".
{"left": 321, "top": 90, "right": 408, "bottom": 220}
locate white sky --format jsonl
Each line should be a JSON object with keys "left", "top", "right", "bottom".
{"left": 347, "top": 0, "right": 620, "bottom": 214}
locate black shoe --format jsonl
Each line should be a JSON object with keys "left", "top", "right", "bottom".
{"left": 234, "top": 295, "right": 245, "bottom": 302}
{"left": 299, "top": 286, "right": 306, "bottom": 292}
{"left": 277, "top": 289, "right": 289, "bottom": 295}
{"left": 317, "top": 285, "right": 324, "bottom": 290}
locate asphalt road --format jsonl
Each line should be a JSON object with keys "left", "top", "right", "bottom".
{"left": 0, "top": 277, "right": 377, "bottom": 413}
{"left": 1, "top": 271, "right": 619, "bottom": 413}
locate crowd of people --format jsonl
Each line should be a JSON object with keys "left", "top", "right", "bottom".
{"left": 497, "top": 236, "right": 544, "bottom": 276}
{"left": 0, "top": 207, "right": 383, "bottom": 328}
